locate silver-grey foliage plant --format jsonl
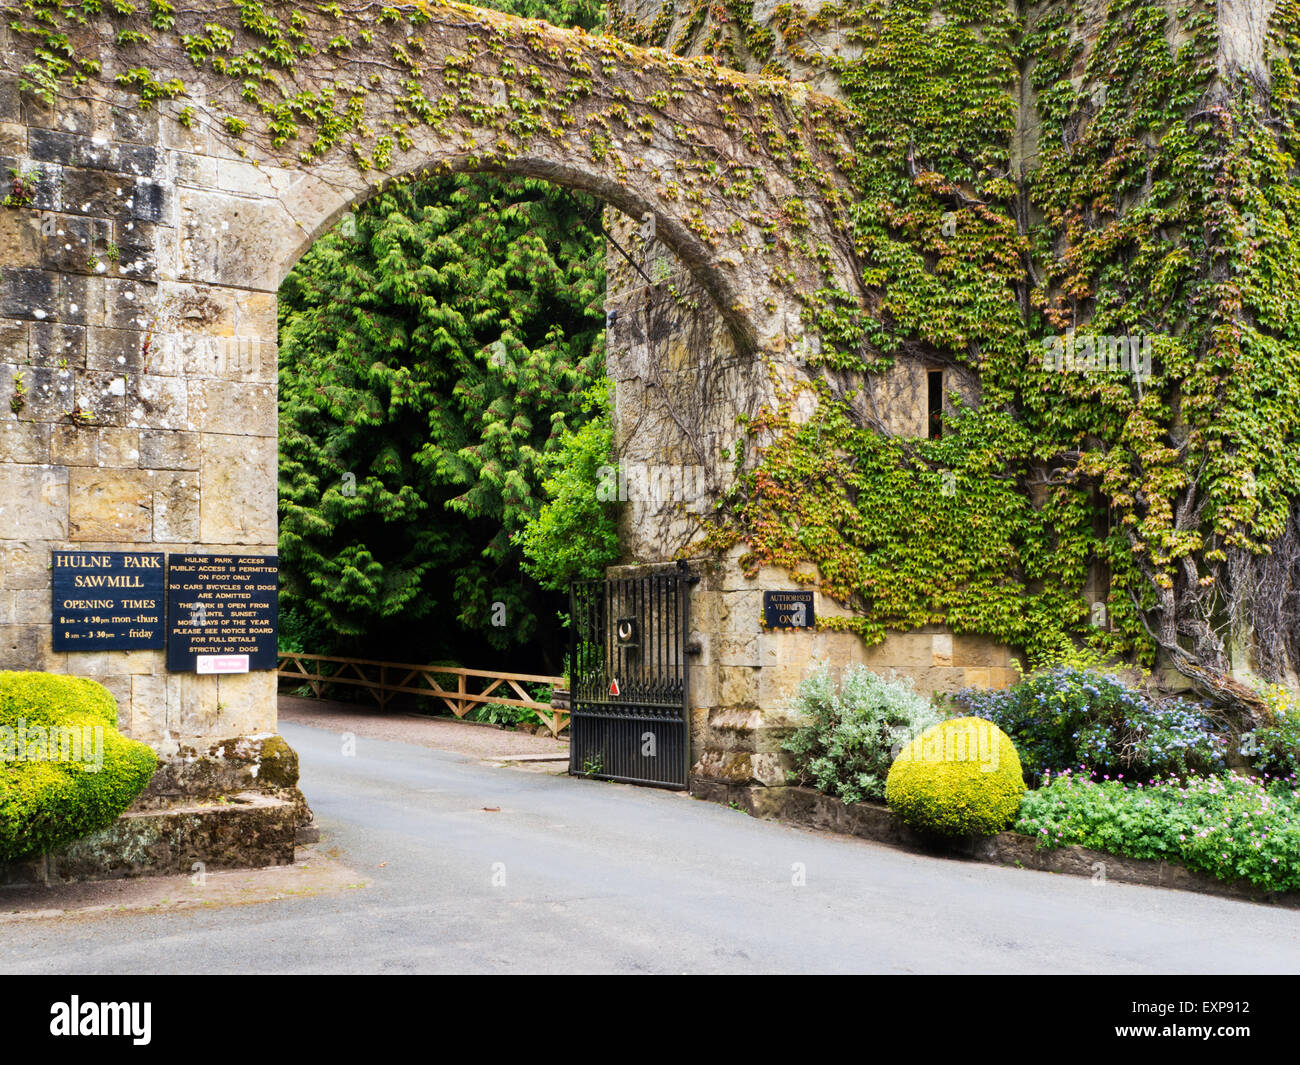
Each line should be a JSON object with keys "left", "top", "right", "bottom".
{"left": 785, "top": 665, "right": 944, "bottom": 804}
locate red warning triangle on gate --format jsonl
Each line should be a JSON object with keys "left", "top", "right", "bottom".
{"left": 609, "top": 678, "right": 621, "bottom": 696}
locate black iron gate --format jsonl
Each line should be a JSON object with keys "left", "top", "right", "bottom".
{"left": 568, "top": 571, "right": 690, "bottom": 788}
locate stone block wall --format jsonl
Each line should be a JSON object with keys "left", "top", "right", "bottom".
{"left": 0, "top": 78, "right": 285, "bottom": 744}
{"left": 675, "top": 548, "right": 1020, "bottom": 788}
{"left": 598, "top": 0, "right": 1024, "bottom": 786}
{"left": 0, "top": 2, "right": 1017, "bottom": 768}
{"left": 0, "top": 2, "right": 859, "bottom": 748}
{"left": 604, "top": 240, "right": 761, "bottom": 564}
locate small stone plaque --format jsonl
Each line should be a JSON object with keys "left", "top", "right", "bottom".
{"left": 51, "top": 550, "right": 166, "bottom": 651}
{"left": 167, "top": 554, "right": 278, "bottom": 672}
{"left": 763, "top": 590, "right": 815, "bottom": 629}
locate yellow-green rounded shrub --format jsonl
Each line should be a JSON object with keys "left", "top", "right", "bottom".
{"left": 0, "top": 671, "right": 157, "bottom": 861}
{"left": 885, "top": 717, "right": 1026, "bottom": 837}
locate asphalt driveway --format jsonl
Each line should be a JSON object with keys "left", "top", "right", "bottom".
{"left": 1, "top": 719, "right": 1296, "bottom": 974}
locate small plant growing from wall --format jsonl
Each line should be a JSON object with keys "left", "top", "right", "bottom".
{"left": 2, "top": 168, "right": 38, "bottom": 208}
{"left": 10, "top": 372, "right": 26, "bottom": 414}
{"left": 88, "top": 238, "right": 121, "bottom": 274}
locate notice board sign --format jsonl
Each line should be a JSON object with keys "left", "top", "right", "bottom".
{"left": 166, "top": 554, "right": 278, "bottom": 672}
{"left": 762, "top": 590, "right": 815, "bottom": 629}
{"left": 51, "top": 551, "right": 166, "bottom": 651}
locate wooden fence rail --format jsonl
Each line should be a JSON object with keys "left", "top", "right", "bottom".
{"left": 277, "top": 652, "right": 569, "bottom": 737}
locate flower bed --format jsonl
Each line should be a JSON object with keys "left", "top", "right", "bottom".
{"left": 955, "top": 667, "right": 1227, "bottom": 783}
{"left": 781, "top": 665, "right": 1300, "bottom": 897}
{"left": 689, "top": 778, "right": 1300, "bottom": 907}
{"left": 1015, "top": 769, "right": 1300, "bottom": 894}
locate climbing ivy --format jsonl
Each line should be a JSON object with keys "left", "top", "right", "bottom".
{"left": 8, "top": 0, "right": 1300, "bottom": 699}
{"left": 695, "top": 0, "right": 1139, "bottom": 667}
{"left": 687, "top": 0, "right": 1300, "bottom": 697}
{"left": 5, "top": 0, "right": 856, "bottom": 317}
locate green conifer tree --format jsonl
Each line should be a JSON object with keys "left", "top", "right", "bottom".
{"left": 278, "top": 170, "right": 611, "bottom": 666}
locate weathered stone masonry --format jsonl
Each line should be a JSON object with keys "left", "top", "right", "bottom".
{"left": 0, "top": 0, "right": 1098, "bottom": 807}
{"left": 1, "top": 0, "right": 1289, "bottom": 831}
{"left": 598, "top": 0, "right": 1300, "bottom": 786}
{"left": 0, "top": 2, "right": 868, "bottom": 758}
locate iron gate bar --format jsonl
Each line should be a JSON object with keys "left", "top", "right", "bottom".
{"left": 568, "top": 570, "right": 690, "bottom": 789}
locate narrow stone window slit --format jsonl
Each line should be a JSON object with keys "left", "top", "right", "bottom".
{"left": 927, "top": 368, "right": 944, "bottom": 439}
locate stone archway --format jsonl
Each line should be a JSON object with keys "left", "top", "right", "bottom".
{"left": 0, "top": 1, "right": 866, "bottom": 747}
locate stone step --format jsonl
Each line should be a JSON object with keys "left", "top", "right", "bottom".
{"left": 0, "top": 791, "right": 299, "bottom": 887}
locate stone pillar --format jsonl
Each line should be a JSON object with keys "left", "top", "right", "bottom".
{"left": 0, "top": 80, "right": 292, "bottom": 746}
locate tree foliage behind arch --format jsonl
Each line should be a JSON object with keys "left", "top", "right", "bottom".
{"left": 278, "top": 170, "right": 608, "bottom": 666}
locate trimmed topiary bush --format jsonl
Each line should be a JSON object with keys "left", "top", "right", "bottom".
{"left": 885, "top": 717, "right": 1027, "bottom": 837}
{"left": 0, "top": 671, "right": 157, "bottom": 861}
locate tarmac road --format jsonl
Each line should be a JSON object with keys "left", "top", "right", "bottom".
{"left": 1, "top": 719, "right": 1297, "bottom": 974}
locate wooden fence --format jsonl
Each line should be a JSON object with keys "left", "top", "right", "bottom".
{"left": 277, "top": 652, "right": 569, "bottom": 737}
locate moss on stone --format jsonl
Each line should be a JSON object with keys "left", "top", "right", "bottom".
{"left": 256, "top": 734, "right": 300, "bottom": 788}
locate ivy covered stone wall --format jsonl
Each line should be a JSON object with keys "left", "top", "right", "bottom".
{"left": 2, "top": 0, "right": 1298, "bottom": 773}
{"left": 614, "top": 0, "right": 1300, "bottom": 704}
{"left": 0, "top": 0, "right": 857, "bottom": 744}
{"left": 601, "top": 0, "right": 1300, "bottom": 784}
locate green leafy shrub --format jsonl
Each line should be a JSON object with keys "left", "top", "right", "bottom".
{"left": 1244, "top": 684, "right": 1300, "bottom": 778}
{"left": 277, "top": 605, "right": 329, "bottom": 655}
{"left": 469, "top": 702, "right": 536, "bottom": 728}
{"left": 784, "top": 666, "right": 942, "bottom": 804}
{"left": 517, "top": 379, "right": 620, "bottom": 591}
{"left": 1016, "top": 769, "right": 1300, "bottom": 894}
{"left": 273, "top": 0, "right": 608, "bottom": 668}
{"left": 885, "top": 717, "right": 1027, "bottom": 836}
{"left": 278, "top": 170, "right": 606, "bottom": 665}
{"left": 469, "top": 682, "right": 558, "bottom": 728}
{"left": 0, "top": 671, "right": 157, "bottom": 861}
{"left": 955, "top": 668, "right": 1227, "bottom": 784}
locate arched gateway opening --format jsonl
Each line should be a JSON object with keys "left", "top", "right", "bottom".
{"left": 1, "top": 0, "right": 1295, "bottom": 896}
{"left": 275, "top": 168, "right": 611, "bottom": 674}
{"left": 0, "top": 1, "right": 866, "bottom": 783}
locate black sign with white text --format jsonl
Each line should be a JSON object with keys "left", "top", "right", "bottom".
{"left": 166, "top": 554, "right": 278, "bottom": 672}
{"left": 763, "top": 590, "right": 815, "bottom": 629}
{"left": 51, "top": 551, "right": 166, "bottom": 650}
